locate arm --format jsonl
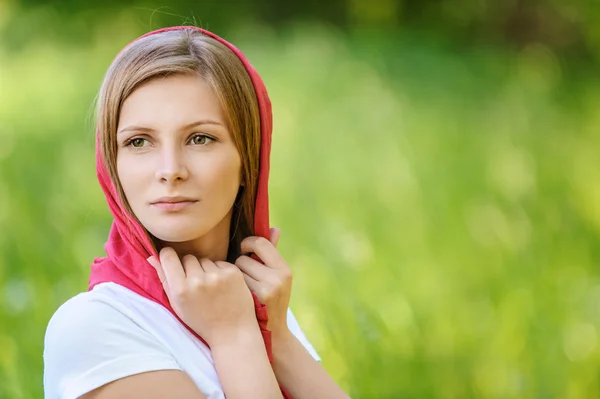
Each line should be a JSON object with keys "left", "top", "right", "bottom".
{"left": 235, "top": 231, "right": 350, "bottom": 399}
{"left": 81, "top": 371, "right": 206, "bottom": 399}
{"left": 83, "top": 328, "right": 281, "bottom": 399}
{"left": 210, "top": 326, "right": 283, "bottom": 399}
{"left": 149, "top": 250, "right": 283, "bottom": 399}
{"left": 271, "top": 331, "right": 350, "bottom": 399}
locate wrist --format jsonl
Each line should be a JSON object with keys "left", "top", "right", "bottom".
{"left": 207, "top": 323, "right": 263, "bottom": 349}
{"left": 271, "top": 328, "right": 296, "bottom": 359}
{"left": 270, "top": 321, "right": 292, "bottom": 341}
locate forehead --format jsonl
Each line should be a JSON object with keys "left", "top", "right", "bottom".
{"left": 118, "top": 74, "right": 226, "bottom": 130}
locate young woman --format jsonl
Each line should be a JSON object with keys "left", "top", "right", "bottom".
{"left": 43, "top": 26, "right": 349, "bottom": 399}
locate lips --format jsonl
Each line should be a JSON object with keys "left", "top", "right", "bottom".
{"left": 151, "top": 196, "right": 197, "bottom": 204}
{"left": 150, "top": 196, "right": 198, "bottom": 211}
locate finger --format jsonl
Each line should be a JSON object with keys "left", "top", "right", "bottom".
{"left": 240, "top": 236, "right": 285, "bottom": 269}
{"left": 147, "top": 256, "right": 168, "bottom": 286}
{"left": 181, "top": 254, "right": 204, "bottom": 278}
{"left": 199, "top": 258, "right": 220, "bottom": 274}
{"left": 269, "top": 227, "right": 281, "bottom": 248}
{"left": 235, "top": 255, "right": 271, "bottom": 280}
{"left": 213, "top": 260, "right": 234, "bottom": 269}
{"left": 159, "top": 247, "right": 186, "bottom": 287}
{"left": 241, "top": 272, "right": 261, "bottom": 293}
{"left": 214, "top": 261, "right": 243, "bottom": 277}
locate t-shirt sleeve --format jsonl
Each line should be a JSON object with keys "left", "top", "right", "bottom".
{"left": 43, "top": 294, "right": 182, "bottom": 399}
{"left": 286, "top": 308, "right": 321, "bottom": 362}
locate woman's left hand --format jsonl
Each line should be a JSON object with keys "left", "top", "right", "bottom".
{"left": 235, "top": 227, "right": 292, "bottom": 339}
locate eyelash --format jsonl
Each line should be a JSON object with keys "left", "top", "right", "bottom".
{"left": 123, "top": 134, "right": 216, "bottom": 149}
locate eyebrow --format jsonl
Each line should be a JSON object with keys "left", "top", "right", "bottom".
{"left": 117, "top": 119, "right": 225, "bottom": 135}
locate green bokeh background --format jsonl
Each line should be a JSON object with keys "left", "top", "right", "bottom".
{"left": 2, "top": 1, "right": 600, "bottom": 398}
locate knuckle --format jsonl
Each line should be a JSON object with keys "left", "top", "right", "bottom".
{"left": 225, "top": 268, "right": 241, "bottom": 279}
{"left": 255, "top": 236, "right": 270, "bottom": 250}
{"left": 221, "top": 262, "right": 237, "bottom": 273}
{"left": 259, "top": 285, "right": 274, "bottom": 299}
{"left": 215, "top": 262, "right": 241, "bottom": 280}
{"left": 280, "top": 268, "right": 292, "bottom": 281}
{"left": 187, "top": 275, "right": 203, "bottom": 289}
{"left": 270, "top": 272, "right": 289, "bottom": 287}
{"left": 203, "top": 272, "right": 219, "bottom": 287}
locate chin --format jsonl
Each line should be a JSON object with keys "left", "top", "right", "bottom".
{"left": 146, "top": 222, "right": 209, "bottom": 243}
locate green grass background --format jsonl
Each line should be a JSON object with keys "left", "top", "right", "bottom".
{"left": 1, "top": 12, "right": 600, "bottom": 399}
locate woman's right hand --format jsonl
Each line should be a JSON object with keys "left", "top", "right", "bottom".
{"left": 147, "top": 247, "right": 258, "bottom": 347}
{"left": 147, "top": 248, "right": 284, "bottom": 398}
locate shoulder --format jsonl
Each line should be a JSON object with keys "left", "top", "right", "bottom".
{"left": 45, "top": 288, "right": 122, "bottom": 342}
{"left": 43, "top": 284, "right": 159, "bottom": 356}
{"left": 44, "top": 290, "right": 109, "bottom": 359}
{"left": 43, "top": 284, "right": 181, "bottom": 399}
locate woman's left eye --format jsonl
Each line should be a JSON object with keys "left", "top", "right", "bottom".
{"left": 190, "top": 134, "right": 214, "bottom": 145}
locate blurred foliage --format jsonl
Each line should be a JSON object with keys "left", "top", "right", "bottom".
{"left": 2, "top": 2, "right": 600, "bottom": 399}
{"left": 3, "top": 0, "right": 600, "bottom": 58}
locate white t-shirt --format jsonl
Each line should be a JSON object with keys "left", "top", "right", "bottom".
{"left": 43, "top": 282, "right": 320, "bottom": 399}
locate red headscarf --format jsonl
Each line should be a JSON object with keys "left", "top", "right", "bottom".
{"left": 88, "top": 26, "right": 289, "bottom": 397}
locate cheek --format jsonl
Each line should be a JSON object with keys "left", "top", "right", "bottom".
{"left": 204, "top": 151, "right": 242, "bottom": 197}
{"left": 115, "top": 155, "right": 145, "bottom": 205}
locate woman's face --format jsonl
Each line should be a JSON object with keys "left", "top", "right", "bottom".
{"left": 116, "top": 74, "right": 242, "bottom": 246}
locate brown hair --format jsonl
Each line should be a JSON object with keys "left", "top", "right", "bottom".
{"left": 96, "top": 28, "right": 261, "bottom": 261}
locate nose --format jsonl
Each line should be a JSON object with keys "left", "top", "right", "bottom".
{"left": 155, "top": 146, "right": 189, "bottom": 183}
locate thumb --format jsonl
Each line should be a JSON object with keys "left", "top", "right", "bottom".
{"left": 269, "top": 227, "right": 281, "bottom": 248}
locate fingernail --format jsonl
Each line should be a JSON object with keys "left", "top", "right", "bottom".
{"left": 147, "top": 256, "right": 156, "bottom": 267}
